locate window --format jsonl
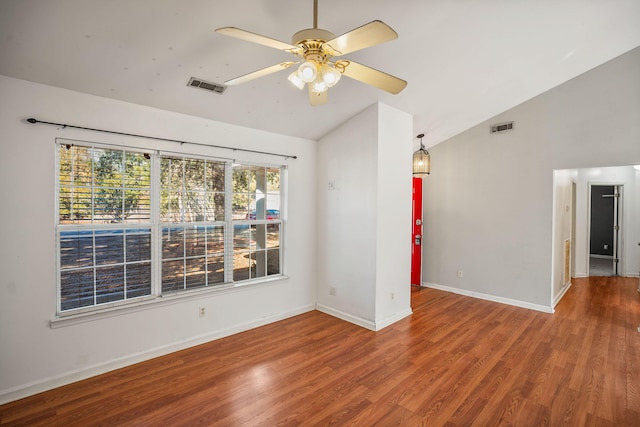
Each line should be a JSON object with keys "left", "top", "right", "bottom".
{"left": 57, "top": 144, "right": 152, "bottom": 311}
{"left": 231, "top": 165, "right": 282, "bottom": 281}
{"left": 159, "top": 156, "right": 226, "bottom": 293}
{"left": 56, "top": 140, "right": 284, "bottom": 315}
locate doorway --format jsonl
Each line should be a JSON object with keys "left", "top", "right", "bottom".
{"left": 411, "top": 177, "right": 423, "bottom": 286}
{"left": 588, "top": 184, "right": 622, "bottom": 276}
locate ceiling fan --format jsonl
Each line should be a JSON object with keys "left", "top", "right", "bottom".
{"left": 215, "top": 0, "right": 407, "bottom": 106}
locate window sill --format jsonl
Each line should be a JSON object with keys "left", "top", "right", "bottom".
{"left": 50, "top": 275, "right": 290, "bottom": 329}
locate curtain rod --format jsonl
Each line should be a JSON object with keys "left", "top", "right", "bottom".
{"left": 26, "top": 118, "right": 298, "bottom": 160}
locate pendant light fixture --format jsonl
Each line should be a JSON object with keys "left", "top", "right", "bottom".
{"left": 413, "top": 133, "right": 430, "bottom": 176}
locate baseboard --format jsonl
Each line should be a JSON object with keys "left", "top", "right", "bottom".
{"left": 423, "top": 282, "right": 554, "bottom": 314}
{"left": 553, "top": 281, "right": 573, "bottom": 308}
{"left": 374, "top": 308, "right": 413, "bottom": 331}
{"left": 315, "top": 304, "right": 413, "bottom": 331}
{"left": 589, "top": 254, "right": 613, "bottom": 260}
{"left": 573, "top": 273, "right": 588, "bottom": 278}
{"left": 0, "top": 304, "right": 315, "bottom": 405}
{"left": 315, "top": 304, "right": 376, "bottom": 331}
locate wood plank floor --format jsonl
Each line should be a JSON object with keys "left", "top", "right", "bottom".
{"left": 2, "top": 277, "right": 639, "bottom": 426}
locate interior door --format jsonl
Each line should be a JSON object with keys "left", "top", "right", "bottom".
{"left": 411, "top": 177, "right": 423, "bottom": 286}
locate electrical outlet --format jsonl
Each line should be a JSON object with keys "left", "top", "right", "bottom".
{"left": 329, "top": 287, "right": 336, "bottom": 296}
{"left": 328, "top": 180, "right": 335, "bottom": 190}
{"left": 457, "top": 270, "right": 463, "bottom": 278}
{"left": 199, "top": 307, "right": 206, "bottom": 317}
{"left": 391, "top": 292, "right": 395, "bottom": 300}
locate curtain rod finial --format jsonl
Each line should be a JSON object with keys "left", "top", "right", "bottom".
{"left": 27, "top": 118, "right": 37, "bottom": 123}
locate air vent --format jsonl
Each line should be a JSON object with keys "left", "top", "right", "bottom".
{"left": 188, "top": 77, "right": 227, "bottom": 94}
{"left": 490, "top": 121, "right": 514, "bottom": 134}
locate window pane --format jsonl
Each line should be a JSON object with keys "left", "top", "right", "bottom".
{"left": 207, "top": 226, "right": 225, "bottom": 255}
{"left": 207, "top": 255, "right": 224, "bottom": 284}
{"left": 161, "top": 157, "right": 183, "bottom": 190}
{"left": 183, "top": 159, "right": 204, "bottom": 190}
{"left": 94, "top": 188, "right": 123, "bottom": 223}
{"left": 94, "top": 230, "right": 124, "bottom": 265}
{"left": 206, "top": 163, "right": 225, "bottom": 192}
{"left": 254, "top": 250, "right": 266, "bottom": 278}
{"left": 162, "top": 260, "right": 184, "bottom": 292}
{"left": 233, "top": 224, "right": 250, "bottom": 250}
{"left": 233, "top": 253, "right": 251, "bottom": 282}
{"left": 126, "top": 230, "right": 151, "bottom": 262}
{"left": 124, "top": 152, "right": 151, "bottom": 188}
{"left": 124, "top": 189, "right": 151, "bottom": 222}
{"left": 206, "top": 193, "right": 224, "bottom": 221}
{"left": 267, "top": 224, "right": 280, "bottom": 249}
{"left": 253, "top": 224, "right": 266, "bottom": 251}
{"left": 267, "top": 168, "right": 280, "bottom": 192}
{"left": 185, "top": 258, "right": 206, "bottom": 289}
{"left": 60, "top": 230, "right": 94, "bottom": 269}
{"left": 95, "top": 265, "right": 125, "bottom": 304}
{"left": 160, "top": 190, "right": 182, "bottom": 222}
{"left": 162, "top": 227, "right": 184, "bottom": 259}
{"left": 69, "top": 145, "right": 92, "bottom": 187}
{"left": 185, "top": 227, "right": 206, "bottom": 257}
{"left": 184, "top": 191, "right": 205, "bottom": 222}
{"left": 127, "top": 262, "right": 151, "bottom": 298}
{"left": 60, "top": 269, "right": 95, "bottom": 311}
{"left": 267, "top": 249, "right": 280, "bottom": 275}
{"left": 232, "top": 166, "right": 250, "bottom": 219}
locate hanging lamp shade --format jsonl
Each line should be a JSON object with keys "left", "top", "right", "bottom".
{"left": 413, "top": 133, "right": 430, "bottom": 175}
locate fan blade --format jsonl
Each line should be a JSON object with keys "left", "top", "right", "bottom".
{"left": 308, "top": 86, "right": 328, "bottom": 106}
{"left": 324, "top": 20, "right": 397, "bottom": 56}
{"left": 225, "top": 62, "right": 298, "bottom": 86}
{"left": 340, "top": 60, "right": 407, "bottom": 94}
{"left": 216, "top": 27, "right": 299, "bottom": 53}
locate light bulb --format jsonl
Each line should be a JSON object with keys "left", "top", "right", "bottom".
{"left": 312, "top": 79, "right": 328, "bottom": 94}
{"left": 287, "top": 71, "right": 305, "bottom": 90}
{"left": 320, "top": 64, "right": 341, "bottom": 87}
{"left": 298, "top": 61, "right": 317, "bottom": 83}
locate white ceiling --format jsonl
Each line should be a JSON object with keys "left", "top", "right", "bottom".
{"left": 1, "top": 0, "right": 639, "bottom": 148}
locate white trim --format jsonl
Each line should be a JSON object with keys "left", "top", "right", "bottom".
{"left": 3, "top": 303, "right": 314, "bottom": 405}
{"left": 374, "top": 308, "right": 413, "bottom": 331}
{"left": 574, "top": 273, "right": 588, "bottom": 278}
{"left": 315, "top": 304, "right": 413, "bottom": 331}
{"left": 423, "top": 282, "right": 554, "bottom": 314}
{"left": 315, "top": 304, "right": 376, "bottom": 331}
{"left": 589, "top": 254, "right": 614, "bottom": 260}
{"left": 553, "top": 281, "right": 573, "bottom": 308}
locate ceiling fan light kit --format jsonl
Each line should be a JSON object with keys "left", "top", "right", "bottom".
{"left": 215, "top": 0, "right": 407, "bottom": 105}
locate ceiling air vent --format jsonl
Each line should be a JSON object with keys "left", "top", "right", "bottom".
{"left": 490, "top": 121, "right": 514, "bottom": 134}
{"left": 188, "top": 77, "right": 227, "bottom": 94}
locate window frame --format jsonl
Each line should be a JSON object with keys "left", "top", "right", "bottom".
{"left": 54, "top": 139, "right": 286, "bottom": 319}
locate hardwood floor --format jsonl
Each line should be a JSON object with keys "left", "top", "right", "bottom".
{"left": 2, "top": 277, "right": 639, "bottom": 426}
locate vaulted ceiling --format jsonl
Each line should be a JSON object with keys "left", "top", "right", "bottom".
{"left": 1, "top": 0, "right": 639, "bottom": 148}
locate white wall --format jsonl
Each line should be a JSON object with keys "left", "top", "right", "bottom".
{"left": 0, "top": 75, "right": 317, "bottom": 403}
{"left": 423, "top": 46, "right": 640, "bottom": 311}
{"left": 375, "top": 103, "right": 414, "bottom": 327}
{"left": 316, "top": 102, "right": 413, "bottom": 330}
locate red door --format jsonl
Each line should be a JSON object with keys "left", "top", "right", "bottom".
{"left": 411, "top": 177, "right": 423, "bottom": 286}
